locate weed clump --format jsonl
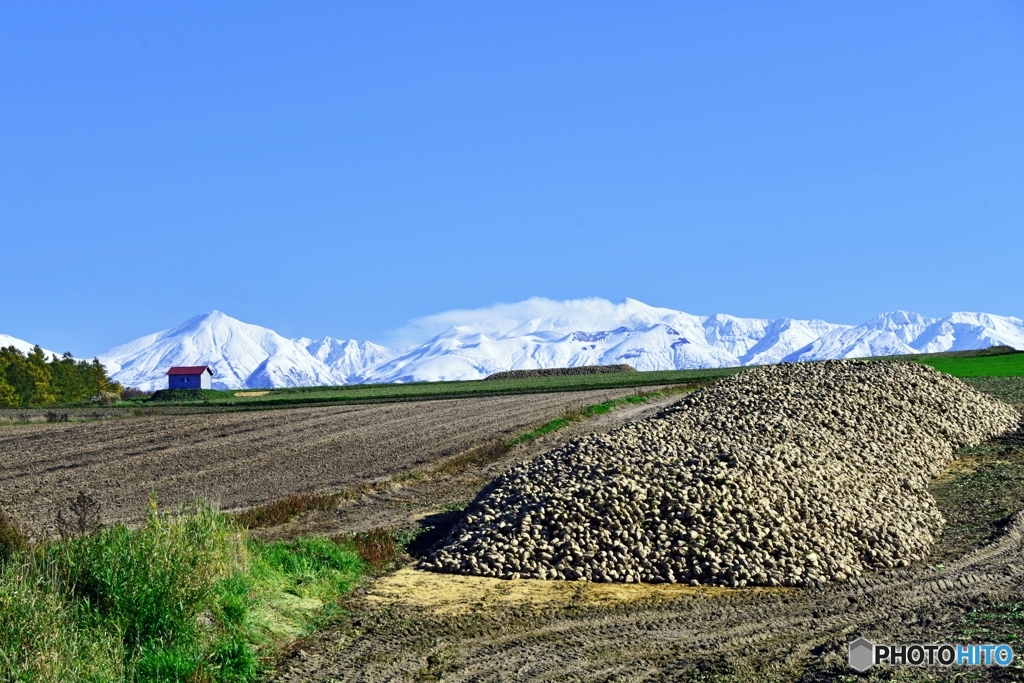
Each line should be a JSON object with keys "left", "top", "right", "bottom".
{"left": 430, "top": 440, "right": 510, "bottom": 478}
{"left": 334, "top": 528, "right": 402, "bottom": 572}
{"left": 55, "top": 490, "right": 102, "bottom": 540}
{"left": 88, "top": 391, "right": 122, "bottom": 406}
{"left": 0, "top": 508, "right": 28, "bottom": 565}
{"left": 232, "top": 491, "right": 340, "bottom": 529}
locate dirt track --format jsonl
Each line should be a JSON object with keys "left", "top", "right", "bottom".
{"left": 268, "top": 422, "right": 1024, "bottom": 682}
{"left": 275, "top": 508, "right": 1024, "bottom": 681}
{"left": 0, "top": 390, "right": 633, "bottom": 534}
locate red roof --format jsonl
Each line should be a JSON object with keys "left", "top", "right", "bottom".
{"left": 167, "top": 366, "right": 213, "bottom": 376}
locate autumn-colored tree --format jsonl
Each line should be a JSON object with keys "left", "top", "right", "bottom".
{"left": 0, "top": 376, "right": 17, "bottom": 408}
{"left": 26, "top": 345, "right": 56, "bottom": 406}
{"left": 88, "top": 358, "right": 120, "bottom": 395}
{"left": 0, "top": 346, "right": 120, "bottom": 407}
{"left": 0, "top": 347, "right": 32, "bottom": 407}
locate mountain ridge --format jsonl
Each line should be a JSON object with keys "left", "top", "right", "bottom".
{"left": 0, "top": 334, "right": 61, "bottom": 361}
{"left": 6, "top": 299, "right": 1023, "bottom": 390}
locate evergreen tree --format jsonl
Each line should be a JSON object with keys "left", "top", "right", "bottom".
{"left": 26, "top": 346, "right": 55, "bottom": 406}
{"left": 0, "top": 375, "right": 16, "bottom": 408}
{"left": 0, "top": 346, "right": 120, "bottom": 407}
{"left": 50, "top": 352, "right": 89, "bottom": 403}
{"left": 0, "top": 362, "right": 16, "bottom": 405}
{"left": 0, "top": 347, "right": 32, "bottom": 407}
{"left": 88, "top": 358, "right": 119, "bottom": 395}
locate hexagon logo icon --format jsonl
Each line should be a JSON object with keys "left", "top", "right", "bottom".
{"left": 848, "top": 637, "right": 875, "bottom": 672}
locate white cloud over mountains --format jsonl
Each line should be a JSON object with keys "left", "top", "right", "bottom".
{"left": 383, "top": 297, "right": 661, "bottom": 347}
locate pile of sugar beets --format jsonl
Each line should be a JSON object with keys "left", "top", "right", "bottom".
{"left": 422, "top": 360, "right": 1021, "bottom": 587}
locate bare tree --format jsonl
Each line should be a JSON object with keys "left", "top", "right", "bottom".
{"left": 56, "top": 490, "right": 102, "bottom": 539}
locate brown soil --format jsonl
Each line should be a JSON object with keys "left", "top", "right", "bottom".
{"left": 7, "top": 379, "right": 1024, "bottom": 681}
{"left": 275, "top": 504, "right": 1024, "bottom": 682}
{"left": 264, "top": 391, "right": 687, "bottom": 541}
{"left": 269, "top": 424, "right": 1024, "bottom": 682}
{"left": 0, "top": 389, "right": 638, "bottom": 536}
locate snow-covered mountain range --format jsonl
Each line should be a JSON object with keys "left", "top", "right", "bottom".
{"left": 95, "top": 312, "right": 395, "bottom": 391}
{"left": 0, "top": 334, "right": 60, "bottom": 360}
{"left": 5, "top": 299, "right": 1024, "bottom": 390}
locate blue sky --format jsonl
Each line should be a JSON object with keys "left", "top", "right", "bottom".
{"left": 2, "top": 2, "right": 1023, "bottom": 356}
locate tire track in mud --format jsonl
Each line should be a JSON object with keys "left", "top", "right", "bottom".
{"left": 274, "top": 439, "right": 1024, "bottom": 682}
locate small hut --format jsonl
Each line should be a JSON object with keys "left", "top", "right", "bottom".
{"left": 167, "top": 366, "right": 213, "bottom": 390}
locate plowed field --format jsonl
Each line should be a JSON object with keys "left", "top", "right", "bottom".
{"left": 271, "top": 427, "right": 1024, "bottom": 682}
{"left": 5, "top": 379, "right": 1024, "bottom": 681}
{"left": 0, "top": 389, "right": 632, "bottom": 534}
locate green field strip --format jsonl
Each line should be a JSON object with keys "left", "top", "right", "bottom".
{"left": 916, "top": 352, "right": 1024, "bottom": 378}
{"left": 140, "top": 367, "right": 742, "bottom": 408}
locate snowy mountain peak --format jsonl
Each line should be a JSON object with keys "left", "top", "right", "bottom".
{"left": 861, "top": 311, "right": 937, "bottom": 343}
{"left": 304, "top": 337, "right": 397, "bottom": 384}
{"left": 99, "top": 311, "right": 337, "bottom": 391}
{"left": 32, "top": 298, "right": 1020, "bottom": 390}
{"left": 865, "top": 310, "right": 932, "bottom": 327}
{"left": 912, "top": 311, "right": 1024, "bottom": 354}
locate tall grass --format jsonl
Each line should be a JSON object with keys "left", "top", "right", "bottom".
{"left": 54, "top": 501, "right": 250, "bottom": 680}
{"left": 0, "top": 509, "right": 28, "bottom": 565}
{"left": 0, "top": 560, "right": 123, "bottom": 682}
{"left": 0, "top": 501, "right": 367, "bottom": 683}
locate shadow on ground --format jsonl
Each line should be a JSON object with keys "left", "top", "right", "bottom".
{"left": 406, "top": 510, "right": 464, "bottom": 558}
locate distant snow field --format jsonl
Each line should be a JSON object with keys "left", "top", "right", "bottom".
{"left": 0, "top": 334, "right": 61, "bottom": 361}
{"left": 5, "top": 298, "right": 1024, "bottom": 391}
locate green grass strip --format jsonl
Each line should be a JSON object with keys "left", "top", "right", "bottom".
{"left": 0, "top": 501, "right": 369, "bottom": 683}
{"left": 137, "top": 368, "right": 742, "bottom": 409}
{"left": 506, "top": 388, "right": 691, "bottom": 448}
{"left": 507, "top": 417, "right": 574, "bottom": 445}
{"left": 917, "top": 352, "right": 1024, "bottom": 378}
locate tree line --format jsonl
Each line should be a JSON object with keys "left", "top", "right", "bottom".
{"left": 0, "top": 346, "right": 121, "bottom": 407}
